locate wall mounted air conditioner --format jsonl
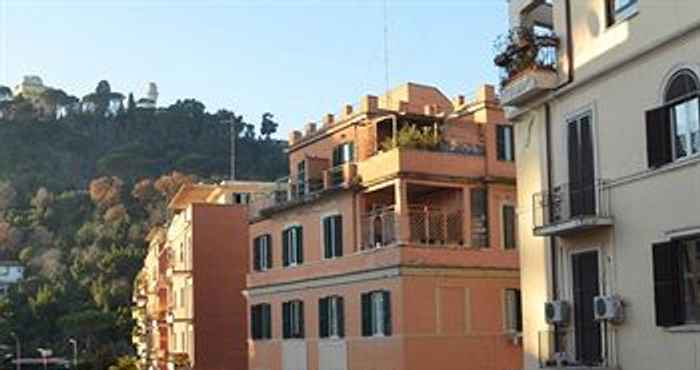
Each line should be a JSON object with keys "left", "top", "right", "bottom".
{"left": 545, "top": 300, "right": 570, "bottom": 325}
{"left": 594, "top": 295, "right": 624, "bottom": 324}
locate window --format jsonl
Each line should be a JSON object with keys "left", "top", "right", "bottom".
{"left": 319, "top": 296, "right": 345, "bottom": 338}
{"left": 496, "top": 125, "right": 515, "bottom": 161}
{"left": 332, "top": 142, "right": 354, "bottom": 167}
{"left": 253, "top": 234, "right": 272, "bottom": 271}
{"left": 653, "top": 235, "right": 700, "bottom": 327}
{"left": 323, "top": 215, "right": 343, "bottom": 259}
{"left": 282, "top": 300, "right": 305, "bottom": 339}
{"left": 361, "top": 290, "right": 392, "bottom": 337}
{"left": 234, "top": 192, "right": 250, "bottom": 204}
{"left": 296, "top": 160, "right": 306, "bottom": 197}
{"left": 282, "top": 226, "right": 303, "bottom": 267}
{"left": 250, "top": 303, "right": 272, "bottom": 340}
{"left": 647, "top": 69, "right": 700, "bottom": 168}
{"left": 504, "top": 289, "right": 523, "bottom": 333}
{"left": 470, "top": 187, "right": 489, "bottom": 248}
{"left": 606, "top": 0, "right": 638, "bottom": 26}
{"left": 502, "top": 205, "right": 516, "bottom": 250}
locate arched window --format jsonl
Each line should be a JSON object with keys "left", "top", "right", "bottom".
{"left": 664, "top": 69, "right": 699, "bottom": 103}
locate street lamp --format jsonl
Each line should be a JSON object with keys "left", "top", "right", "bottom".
{"left": 67, "top": 339, "right": 77, "bottom": 369}
{"left": 37, "top": 348, "right": 52, "bottom": 370}
{"left": 9, "top": 332, "right": 20, "bottom": 370}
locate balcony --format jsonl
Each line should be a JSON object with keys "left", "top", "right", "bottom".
{"left": 494, "top": 27, "right": 559, "bottom": 107}
{"left": 249, "top": 163, "right": 357, "bottom": 219}
{"left": 533, "top": 180, "right": 613, "bottom": 237}
{"left": 538, "top": 329, "right": 617, "bottom": 370}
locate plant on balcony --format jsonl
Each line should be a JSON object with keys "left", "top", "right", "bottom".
{"left": 380, "top": 124, "right": 440, "bottom": 152}
{"left": 493, "top": 27, "right": 559, "bottom": 87}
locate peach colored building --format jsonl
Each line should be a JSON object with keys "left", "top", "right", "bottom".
{"left": 246, "top": 83, "right": 522, "bottom": 370}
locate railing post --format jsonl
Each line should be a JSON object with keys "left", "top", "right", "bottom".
{"left": 395, "top": 180, "right": 410, "bottom": 244}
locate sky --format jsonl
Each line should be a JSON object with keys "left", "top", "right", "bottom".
{"left": 0, "top": 0, "right": 508, "bottom": 138}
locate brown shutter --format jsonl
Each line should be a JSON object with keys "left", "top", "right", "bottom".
{"left": 652, "top": 241, "right": 683, "bottom": 327}
{"left": 646, "top": 106, "right": 673, "bottom": 168}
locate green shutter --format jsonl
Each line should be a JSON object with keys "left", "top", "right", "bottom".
{"left": 263, "top": 304, "right": 271, "bottom": 339}
{"left": 323, "top": 218, "right": 332, "bottom": 259}
{"left": 319, "top": 297, "right": 329, "bottom": 338}
{"left": 653, "top": 241, "right": 683, "bottom": 327}
{"left": 361, "top": 293, "right": 372, "bottom": 336}
{"left": 297, "top": 300, "right": 305, "bottom": 338}
{"left": 337, "top": 296, "right": 345, "bottom": 338}
{"left": 282, "top": 302, "right": 291, "bottom": 338}
{"left": 253, "top": 237, "right": 261, "bottom": 271}
{"left": 250, "top": 305, "right": 260, "bottom": 339}
{"left": 334, "top": 216, "right": 343, "bottom": 257}
{"left": 383, "top": 291, "right": 392, "bottom": 336}
{"left": 265, "top": 235, "right": 273, "bottom": 268}
{"left": 296, "top": 226, "right": 304, "bottom": 264}
{"left": 282, "top": 229, "right": 289, "bottom": 267}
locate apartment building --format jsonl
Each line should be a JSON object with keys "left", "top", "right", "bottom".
{"left": 246, "top": 83, "right": 522, "bottom": 370}
{"left": 133, "top": 181, "right": 274, "bottom": 370}
{"left": 496, "top": 1, "right": 700, "bottom": 369}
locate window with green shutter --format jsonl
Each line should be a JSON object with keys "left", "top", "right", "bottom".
{"left": 282, "top": 300, "right": 305, "bottom": 339}
{"left": 323, "top": 215, "right": 343, "bottom": 259}
{"left": 319, "top": 295, "right": 344, "bottom": 339}
{"left": 361, "top": 290, "right": 391, "bottom": 336}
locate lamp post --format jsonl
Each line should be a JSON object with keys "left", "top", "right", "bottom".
{"left": 9, "top": 332, "right": 20, "bottom": 370}
{"left": 68, "top": 339, "right": 77, "bottom": 369}
{"left": 36, "top": 348, "right": 51, "bottom": 370}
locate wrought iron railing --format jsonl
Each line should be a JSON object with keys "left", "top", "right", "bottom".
{"left": 361, "top": 206, "right": 464, "bottom": 249}
{"left": 494, "top": 27, "right": 559, "bottom": 87}
{"left": 533, "top": 179, "right": 612, "bottom": 229}
{"left": 538, "top": 329, "right": 613, "bottom": 368}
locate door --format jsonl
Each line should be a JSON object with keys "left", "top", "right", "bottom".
{"left": 567, "top": 114, "right": 596, "bottom": 217}
{"left": 571, "top": 251, "right": 602, "bottom": 366}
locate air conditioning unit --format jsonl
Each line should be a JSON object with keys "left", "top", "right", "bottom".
{"left": 594, "top": 295, "right": 624, "bottom": 323}
{"left": 545, "top": 300, "right": 570, "bottom": 325}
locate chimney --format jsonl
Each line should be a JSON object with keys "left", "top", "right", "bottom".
{"left": 453, "top": 95, "right": 466, "bottom": 106}
{"left": 304, "top": 122, "right": 317, "bottom": 136}
{"left": 360, "top": 95, "right": 379, "bottom": 113}
{"left": 322, "top": 113, "right": 335, "bottom": 126}
{"left": 289, "top": 130, "right": 302, "bottom": 145}
{"left": 476, "top": 85, "right": 497, "bottom": 103}
{"left": 342, "top": 104, "right": 353, "bottom": 118}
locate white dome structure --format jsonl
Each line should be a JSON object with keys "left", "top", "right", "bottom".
{"left": 145, "top": 82, "right": 158, "bottom": 103}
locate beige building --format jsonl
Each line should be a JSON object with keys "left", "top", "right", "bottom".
{"left": 497, "top": 1, "right": 700, "bottom": 369}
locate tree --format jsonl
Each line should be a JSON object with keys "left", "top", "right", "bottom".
{"left": 244, "top": 123, "right": 255, "bottom": 139}
{"left": 108, "top": 355, "right": 138, "bottom": 370}
{"left": 0, "top": 181, "right": 17, "bottom": 212}
{"left": 126, "top": 93, "right": 135, "bottom": 112}
{"left": 260, "top": 112, "right": 278, "bottom": 140}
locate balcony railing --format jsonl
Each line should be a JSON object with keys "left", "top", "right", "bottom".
{"left": 538, "top": 329, "right": 616, "bottom": 369}
{"left": 532, "top": 180, "right": 613, "bottom": 237}
{"left": 361, "top": 206, "right": 463, "bottom": 249}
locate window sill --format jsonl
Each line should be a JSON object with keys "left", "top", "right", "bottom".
{"left": 665, "top": 324, "right": 700, "bottom": 333}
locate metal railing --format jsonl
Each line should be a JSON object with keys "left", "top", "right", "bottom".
{"left": 533, "top": 179, "right": 612, "bottom": 229}
{"left": 538, "top": 329, "right": 613, "bottom": 369}
{"left": 323, "top": 163, "right": 357, "bottom": 190}
{"left": 361, "top": 206, "right": 464, "bottom": 249}
{"left": 494, "top": 26, "right": 559, "bottom": 87}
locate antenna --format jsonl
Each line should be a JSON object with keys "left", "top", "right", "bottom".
{"left": 383, "top": 0, "right": 390, "bottom": 93}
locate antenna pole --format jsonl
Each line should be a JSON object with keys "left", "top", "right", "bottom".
{"left": 383, "top": 0, "right": 390, "bottom": 93}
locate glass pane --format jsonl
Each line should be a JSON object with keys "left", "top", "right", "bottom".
{"left": 680, "top": 239, "right": 700, "bottom": 323}
{"left": 673, "top": 99, "right": 699, "bottom": 159}
{"left": 615, "top": 0, "right": 635, "bottom": 12}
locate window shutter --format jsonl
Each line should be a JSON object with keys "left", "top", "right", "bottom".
{"left": 334, "top": 216, "right": 343, "bottom": 257}
{"left": 337, "top": 296, "right": 345, "bottom": 338}
{"left": 509, "top": 127, "right": 515, "bottom": 161}
{"left": 296, "top": 227, "right": 304, "bottom": 264}
{"left": 382, "top": 291, "right": 392, "bottom": 336}
{"left": 282, "top": 302, "right": 291, "bottom": 338}
{"left": 251, "top": 305, "right": 260, "bottom": 339}
{"left": 653, "top": 242, "right": 683, "bottom": 327}
{"left": 253, "top": 238, "right": 261, "bottom": 271}
{"left": 298, "top": 301, "right": 305, "bottom": 338}
{"left": 646, "top": 106, "right": 673, "bottom": 168}
{"left": 514, "top": 290, "right": 523, "bottom": 332}
{"left": 503, "top": 206, "right": 516, "bottom": 249}
{"left": 282, "top": 230, "right": 289, "bottom": 267}
{"left": 319, "top": 297, "right": 329, "bottom": 338}
{"left": 470, "top": 187, "right": 489, "bottom": 248}
{"left": 347, "top": 142, "right": 354, "bottom": 162}
{"left": 323, "top": 218, "right": 332, "bottom": 259}
{"left": 263, "top": 304, "right": 271, "bottom": 339}
{"left": 266, "top": 235, "right": 273, "bottom": 269}
{"left": 361, "top": 293, "right": 372, "bottom": 336}
{"left": 496, "top": 125, "right": 506, "bottom": 160}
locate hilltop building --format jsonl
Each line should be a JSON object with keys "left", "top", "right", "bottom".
{"left": 246, "top": 83, "right": 522, "bottom": 370}
{"left": 496, "top": 1, "right": 700, "bottom": 369}
{"left": 137, "top": 82, "right": 159, "bottom": 109}
{"left": 132, "top": 181, "right": 276, "bottom": 370}
{"left": 0, "top": 261, "right": 24, "bottom": 295}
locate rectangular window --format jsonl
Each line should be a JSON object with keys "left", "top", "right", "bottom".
{"left": 253, "top": 234, "right": 272, "bottom": 271}
{"left": 470, "top": 187, "right": 489, "bottom": 248}
{"left": 250, "top": 303, "right": 272, "bottom": 340}
{"left": 646, "top": 96, "right": 700, "bottom": 168}
{"left": 672, "top": 97, "right": 700, "bottom": 160}
{"left": 502, "top": 205, "right": 516, "bottom": 250}
{"left": 296, "top": 160, "right": 306, "bottom": 197}
{"left": 606, "top": 0, "right": 638, "bottom": 26}
{"left": 505, "top": 288, "right": 523, "bottom": 333}
{"left": 282, "top": 226, "right": 303, "bottom": 267}
{"left": 323, "top": 215, "right": 343, "bottom": 259}
{"left": 361, "top": 290, "right": 392, "bottom": 337}
{"left": 332, "top": 142, "right": 354, "bottom": 166}
{"left": 282, "top": 300, "right": 305, "bottom": 339}
{"left": 319, "top": 296, "right": 345, "bottom": 338}
{"left": 653, "top": 235, "right": 700, "bottom": 327}
{"left": 496, "top": 125, "right": 515, "bottom": 161}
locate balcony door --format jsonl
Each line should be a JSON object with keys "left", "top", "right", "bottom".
{"left": 571, "top": 250, "right": 601, "bottom": 366}
{"left": 567, "top": 114, "right": 596, "bottom": 217}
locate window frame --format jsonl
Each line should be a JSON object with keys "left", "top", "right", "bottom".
{"left": 253, "top": 234, "right": 272, "bottom": 272}
{"left": 501, "top": 203, "right": 517, "bottom": 250}
{"left": 496, "top": 124, "right": 515, "bottom": 162}
{"left": 250, "top": 303, "right": 272, "bottom": 340}
{"left": 282, "top": 225, "right": 303, "bottom": 267}
{"left": 669, "top": 96, "right": 700, "bottom": 162}
{"left": 653, "top": 234, "right": 700, "bottom": 329}
{"left": 361, "top": 290, "right": 392, "bottom": 337}
{"left": 606, "top": 0, "right": 638, "bottom": 27}
{"left": 282, "top": 299, "right": 305, "bottom": 339}
{"left": 321, "top": 214, "right": 343, "bottom": 260}
{"left": 504, "top": 288, "right": 523, "bottom": 334}
{"left": 319, "top": 295, "right": 345, "bottom": 339}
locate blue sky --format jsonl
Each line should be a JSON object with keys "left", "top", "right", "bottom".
{"left": 0, "top": 0, "right": 507, "bottom": 138}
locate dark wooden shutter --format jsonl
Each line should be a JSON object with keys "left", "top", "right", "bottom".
{"left": 298, "top": 301, "right": 305, "bottom": 338}
{"left": 653, "top": 242, "right": 683, "bottom": 327}
{"left": 282, "top": 302, "right": 291, "bottom": 338}
{"left": 567, "top": 120, "right": 582, "bottom": 217}
{"left": 334, "top": 216, "right": 343, "bottom": 257}
{"left": 282, "top": 229, "right": 289, "bottom": 267}
{"left": 515, "top": 290, "right": 523, "bottom": 332}
{"left": 509, "top": 127, "right": 515, "bottom": 161}
{"left": 251, "top": 305, "right": 260, "bottom": 339}
{"left": 263, "top": 304, "right": 271, "bottom": 339}
{"left": 361, "top": 293, "right": 372, "bottom": 336}
{"left": 319, "top": 297, "right": 329, "bottom": 338}
{"left": 646, "top": 106, "right": 673, "bottom": 168}
{"left": 347, "top": 142, "right": 354, "bottom": 162}
{"left": 265, "top": 235, "right": 272, "bottom": 269}
{"left": 253, "top": 238, "right": 261, "bottom": 271}
{"left": 470, "top": 187, "right": 489, "bottom": 248}
{"left": 503, "top": 206, "right": 516, "bottom": 249}
{"left": 296, "top": 226, "right": 304, "bottom": 264}
{"left": 383, "top": 291, "right": 392, "bottom": 336}
{"left": 337, "top": 296, "right": 345, "bottom": 338}
{"left": 323, "top": 218, "right": 332, "bottom": 259}
{"left": 496, "top": 125, "right": 506, "bottom": 160}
